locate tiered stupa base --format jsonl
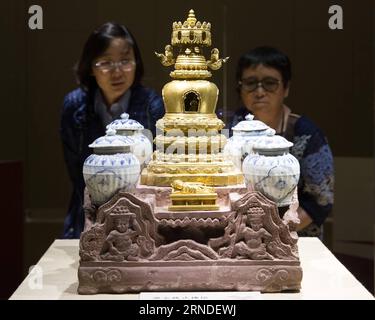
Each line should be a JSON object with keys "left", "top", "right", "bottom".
{"left": 141, "top": 167, "right": 244, "bottom": 187}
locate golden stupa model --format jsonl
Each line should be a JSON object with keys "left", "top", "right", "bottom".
{"left": 78, "top": 10, "right": 302, "bottom": 295}
{"left": 141, "top": 10, "right": 243, "bottom": 194}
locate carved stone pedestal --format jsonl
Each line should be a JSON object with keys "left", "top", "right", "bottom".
{"left": 78, "top": 260, "right": 302, "bottom": 294}
{"left": 78, "top": 187, "right": 302, "bottom": 294}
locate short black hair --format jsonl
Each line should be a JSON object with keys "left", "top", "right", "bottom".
{"left": 236, "top": 46, "right": 291, "bottom": 89}
{"left": 75, "top": 22, "right": 144, "bottom": 94}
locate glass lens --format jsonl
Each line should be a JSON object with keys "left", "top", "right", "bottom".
{"left": 95, "top": 61, "right": 112, "bottom": 72}
{"left": 119, "top": 60, "right": 134, "bottom": 71}
{"left": 262, "top": 78, "right": 279, "bottom": 92}
{"left": 241, "top": 79, "right": 258, "bottom": 92}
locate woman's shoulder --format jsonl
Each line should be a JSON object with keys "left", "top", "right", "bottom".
{"left": 293, "top": 114, "right": 325, "bottom": 138}
{"left": 292, "top": 115, "right": 331, "bottom": 156}
{"left": 132, "top": 85, "right": 161, "bottom": 103}
{"left": 61, "top": 88, "right": 91, "bottom": 128}
{"left": 131, "top": 84, "right": 164, "bottom": 112}
{"left": 62, "top": 88, "right": 88, "bottom": 112}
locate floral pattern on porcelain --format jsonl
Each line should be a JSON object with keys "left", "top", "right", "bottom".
{"left": 83, "top": 128, "right": 140, "bottom": 207}
{"left": 243, "top": 134, "right": 300, "bottom": 207}
{"left": 223, "top": 114, "right": 275, "bottom": 170}
{"left": 83, "top": 153, "right": 140, "bottom": 206}
{"left": 242, "top": 153, "right": 300, "bottom": 207}
{"left": 107, "top": 113, "right": 153, "bottom": 167}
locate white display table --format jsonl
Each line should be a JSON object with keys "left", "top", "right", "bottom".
{"left": 10, "top": 238, "right": 374, "bottom": 300}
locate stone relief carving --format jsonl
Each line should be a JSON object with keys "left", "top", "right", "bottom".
{"left": 232, "top": 207, "right": 273, "bottom": 260}
{"left": 100, "top": 210, "right": 140, "bottom": 261}
{"left": 79, "top": 190, "right": 302, "bottom": 294}
{"left": 79, "top": 225, "right": 106, "bottom": 262}
{"left": 80, "top": 190, "right": 299, "bottom": 263}
{"left": 150, "top": 240, "right": 219, "bottom": 261}
{"left": 79, "top": 191, "right": 165, "bottom": 262}
{"left": 208, "top": 191, "right": 299, "bottom": 260}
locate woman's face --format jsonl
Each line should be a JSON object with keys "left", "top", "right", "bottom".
{"left": 239, "top": 64, "right": 289, "bottom": 114}
{"left": 92, "top": 37, "right": 136, "bottom": 105}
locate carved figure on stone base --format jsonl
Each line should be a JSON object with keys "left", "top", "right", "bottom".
{"left": 100, "top": 211, "right": 139, "bottom": 261}
{"left": 233, "top": 207, "right": 273, "bottom": 260}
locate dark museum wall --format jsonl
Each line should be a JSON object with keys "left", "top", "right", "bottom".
{"left": 0, "top": 0, "right": 374, "bottom": 297}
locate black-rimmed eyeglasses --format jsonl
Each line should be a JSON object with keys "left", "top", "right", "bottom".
{"left": 239, "top": 77, "right": 281, "bottom": 93}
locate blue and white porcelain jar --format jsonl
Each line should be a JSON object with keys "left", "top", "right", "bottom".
{"left": 83, "top": 129, "right": 140, "bottom": 206}
{"left": 223, "top": 114, "right": 275, "bottom": 170}
{"left": 242, "top": 133, "right": 300, "bottom": 207}
{"left": 106, "top": 112, "right": 153, "bottom": 168}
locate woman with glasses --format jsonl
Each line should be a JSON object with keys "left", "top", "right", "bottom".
{"left": 230, "top": 46, "right": 334, "bottom": 237}
{"left": 60, "top": 22, "right": 164, "bottom": 239}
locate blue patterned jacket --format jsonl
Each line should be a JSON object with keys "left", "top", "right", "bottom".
{"left": 231, "top": 107, "right": 334, "bottom": 234}
{"left": 60, "top": 85, "right": 164, "bottom": 238}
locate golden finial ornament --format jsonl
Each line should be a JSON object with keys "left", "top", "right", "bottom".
{"left": 154, "top": 9, "right": 229, "bottom": 79}
{"left": 186, "top": 9, "right": 197, "bottom": 26}
{"left": 155, "top": 45, "right": 175, "bottom": 66}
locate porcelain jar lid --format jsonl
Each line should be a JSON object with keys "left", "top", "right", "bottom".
{"left": 252, "top": 132, "right": 293, "bottom": 154}
{"left": 106, "top": 112, "right": 144, "bottom": 131}
{"left": 88, "top": 128, "right": 136, "bottom": 153}
{"left": 232, "top": 114, "right": 270, "bottom": 132}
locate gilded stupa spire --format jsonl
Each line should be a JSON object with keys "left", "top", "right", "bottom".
{"left": 143, "top": 9, "right": 242, "bottom": 188}
{"left": 186, "top": 9, "right": 197, "bottom": 26}
{"left": 155, "top": 9, "right": 228, "bottom": 79}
